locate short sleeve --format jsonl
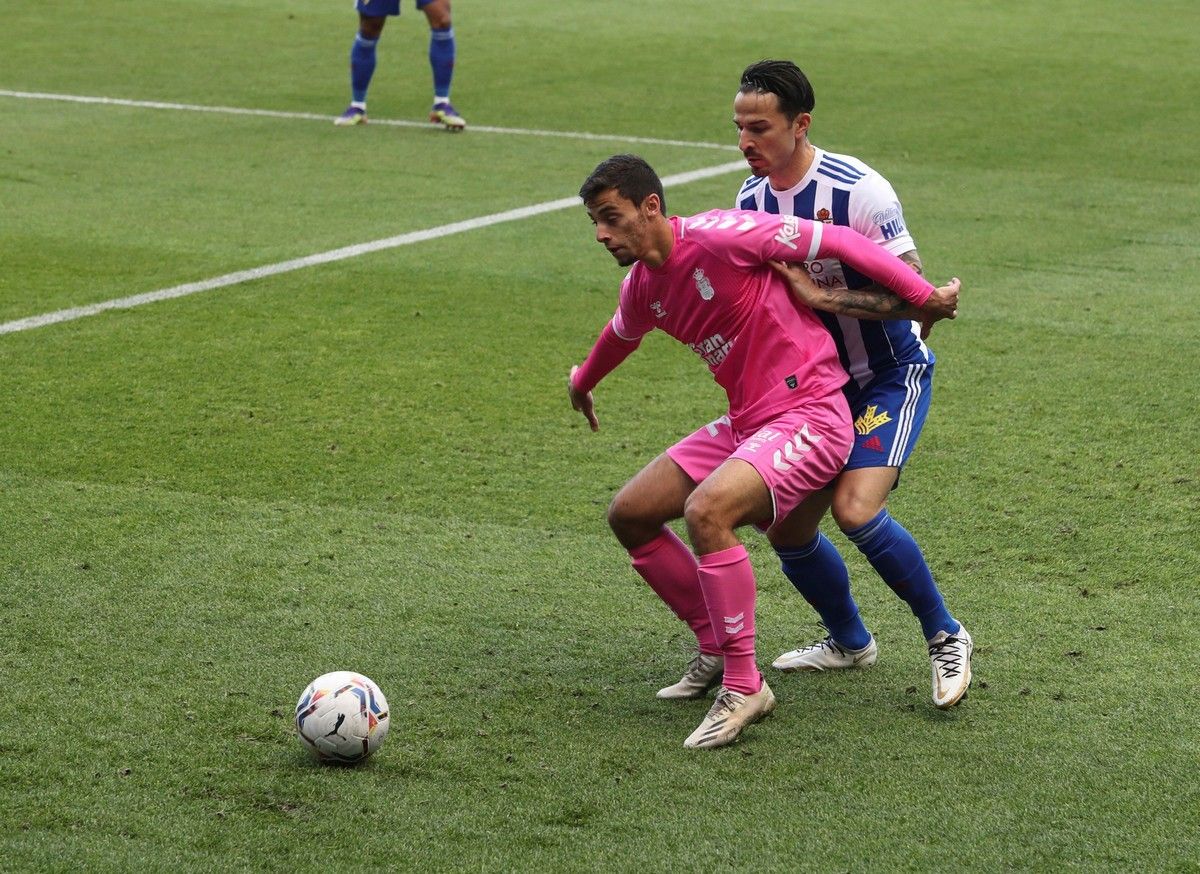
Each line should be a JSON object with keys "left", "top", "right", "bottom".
{"left": 848, "top": 173, "right": 916, "bottom": 256}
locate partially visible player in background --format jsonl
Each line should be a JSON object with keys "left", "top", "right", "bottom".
{"left": 567, "top": 154, "right": 959, "bottom": 749}
{"left": 732, "top": 59, "right": 973, "bottom": 708}
{"left": 335, "top": 0, "right": 465, "bottom": 131}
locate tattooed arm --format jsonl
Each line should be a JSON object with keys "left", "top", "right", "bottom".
{"left": 769, "top": 251, "right": 959, "bottom": 337}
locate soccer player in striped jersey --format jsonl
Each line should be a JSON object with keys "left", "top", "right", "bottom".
{"left": 567, "top": 155, "right": 960, "bottom": 747}
{"left": 334, "top": 0, "right": 465, "bottom": 131}
{"left": 732, "top": 60, "right": 973, "bottom": 708}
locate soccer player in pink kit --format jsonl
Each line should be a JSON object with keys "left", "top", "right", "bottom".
{"left": 567, "top": 155, "right": 960, "bottom": 749}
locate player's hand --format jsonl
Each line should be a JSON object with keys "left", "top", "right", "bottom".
{"left": 919, "top": 278, "right": 961, "bottom": 338}
{"left": 768, "top": 260, "right": 821, "bottom": 306}
{"left": 568, "top": 365, "right": 599, "bottom": 432}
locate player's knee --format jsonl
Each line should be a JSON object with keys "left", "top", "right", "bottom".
{"left": 606, "top": 493, "right": 634, "bottom": 536}
{"left": 767, "top": 520, "right": 820, "bottom": 553}
{"left": 682, "top": 493, "right": 731, "bottom": 551}
{"left": 358, "top": 16, "right": 386, "bottom": 38}
{"left": 607, "top": 491, "right": 657, "bottom": 547}
{"left": 421, "top": 0, "right": 451, "bottom": 28}
{"left": 831, "top": 490, "right": 885, "bottom": 532}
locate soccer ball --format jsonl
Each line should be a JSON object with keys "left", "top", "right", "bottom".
{"left": 295, "top": 671, "right": 390, "bottom": 764}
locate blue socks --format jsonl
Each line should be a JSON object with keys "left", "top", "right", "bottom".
{"left": 844, "top": 509, "right": 959, "bottom": 640}
{"left": 350, "top": 33, "right": 378, "bottom": 104}
{"left": 778, "top": 511, "right": 959, "bottom": 645}
{"left": 429, "top": 27, "right": 455, "bottom": 101}
{"left": 775, "top": 535, "right": 872, "bottom": 651}
{"left": 352, "top": 27, "right": 455, "bottom": 107}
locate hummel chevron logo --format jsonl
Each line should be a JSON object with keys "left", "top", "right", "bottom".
{"left": 715, "top": 215, "right": 758, "bottom": 231}
{"left": 724, "top": 611, "right": 745, "bottom": 635}
{"left": 688, "top": 214, "right": 758, "bottom": 232}
{"left": 772, "top": 424, "right": 823, "bottom": 471}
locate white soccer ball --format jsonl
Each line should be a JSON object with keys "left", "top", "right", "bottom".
{"left": 295, "top": 671, "right": 390, "bottom": 764}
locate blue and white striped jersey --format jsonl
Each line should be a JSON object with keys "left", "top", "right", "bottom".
{"left": 734, "top": 147, "right": 932, "bottom": 390}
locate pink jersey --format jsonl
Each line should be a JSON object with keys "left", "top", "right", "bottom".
{"left": 573, "top": 208, "right": 935, "bottom": 432}
{"left": 609, "top": 209, "right": 929, "bottom": 431}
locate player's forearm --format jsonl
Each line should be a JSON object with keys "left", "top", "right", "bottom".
{"left": 816, "top": 225, "right": 933, "bottom": 306}
{"left": 806, "top": 283, "right": 923, "bottom": 321}
{"left": 572, "top": 320, "right": 641, "bottom": 393}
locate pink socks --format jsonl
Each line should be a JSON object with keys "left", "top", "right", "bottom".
{"left": 697, "top": 545, "right": 761, "bottom": 694}
{"left": 629, "top": 529, "right": 718, "bottom": 654}
{"left": 630, "top": 532, "right": 761, "bottom": 694}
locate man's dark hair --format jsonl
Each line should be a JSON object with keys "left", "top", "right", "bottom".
{"left": 739, "top": 60, "right": 815, "bottom": 121}
{"left": 579, "top": 154, "right": 666, "bottom": 211}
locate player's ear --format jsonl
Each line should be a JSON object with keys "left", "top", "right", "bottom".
{"left": 643, "top": 192, "right": 663, "bottom": 217}
{"left": 793, "top": 111, "right": 812, "bottom": 140}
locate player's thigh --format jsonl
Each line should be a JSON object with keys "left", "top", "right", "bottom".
{"left": 357, "top": 0, "right": 399, "bottom": 29}
{"left": 685, "top": 457, "right": 774, "bottom": 536}
{"left": 609, "top": 452, "right": 694, "bottom": 531}
{"left": 608, "top": 414, "right": 733, "bottom": 545}
{"left": 830, "top": 465, "right": 898, "bottom": 531}
{"left": 356, "top": 13, "right": 389, "bottom": 37}
{"left": 418, "top": 0, "right": 451, "bottom": 27}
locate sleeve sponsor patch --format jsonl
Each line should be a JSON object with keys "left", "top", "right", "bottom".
{"left": 871, "top": 206, "right": 906, "bottom": 241}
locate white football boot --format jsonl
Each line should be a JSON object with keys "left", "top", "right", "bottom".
{"left": 772, "top": 634, "right": 878, "bottom": 672}
{"left": 928, "top": 625, "right": 973, "bottom": 708}
{"left": 683, "top": 681, "right": 776, "bottom": 749}
{"left": 656, "top": 653, "right": 724, "bottom": 700}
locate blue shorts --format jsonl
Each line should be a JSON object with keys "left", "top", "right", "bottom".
{"left": 843, "top": 362, "right": 933, "bottom": 471}
{"left": 356, "top": 0, "right": 434, "bottom": 16}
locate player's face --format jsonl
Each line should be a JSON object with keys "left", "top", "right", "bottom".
{"left": 734, "top": 90, "right": 807, "bottom": 178}
{"left": 586, "top": 189, "right": 653, "bottom": 267}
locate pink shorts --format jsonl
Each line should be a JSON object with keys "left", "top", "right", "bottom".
{"left": 666, "top": 392, "right": 852, "bottom": 531}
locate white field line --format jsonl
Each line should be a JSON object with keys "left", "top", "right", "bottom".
{"left": 0, "top": 89, "right": 738, "bottom": 152}
{"left": 0, "top": 161, "right": 749, "bottom": 336}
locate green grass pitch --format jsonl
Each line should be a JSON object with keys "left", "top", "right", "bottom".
{"left": 1, "top": 0, "right": 1197, "bottom": 869}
